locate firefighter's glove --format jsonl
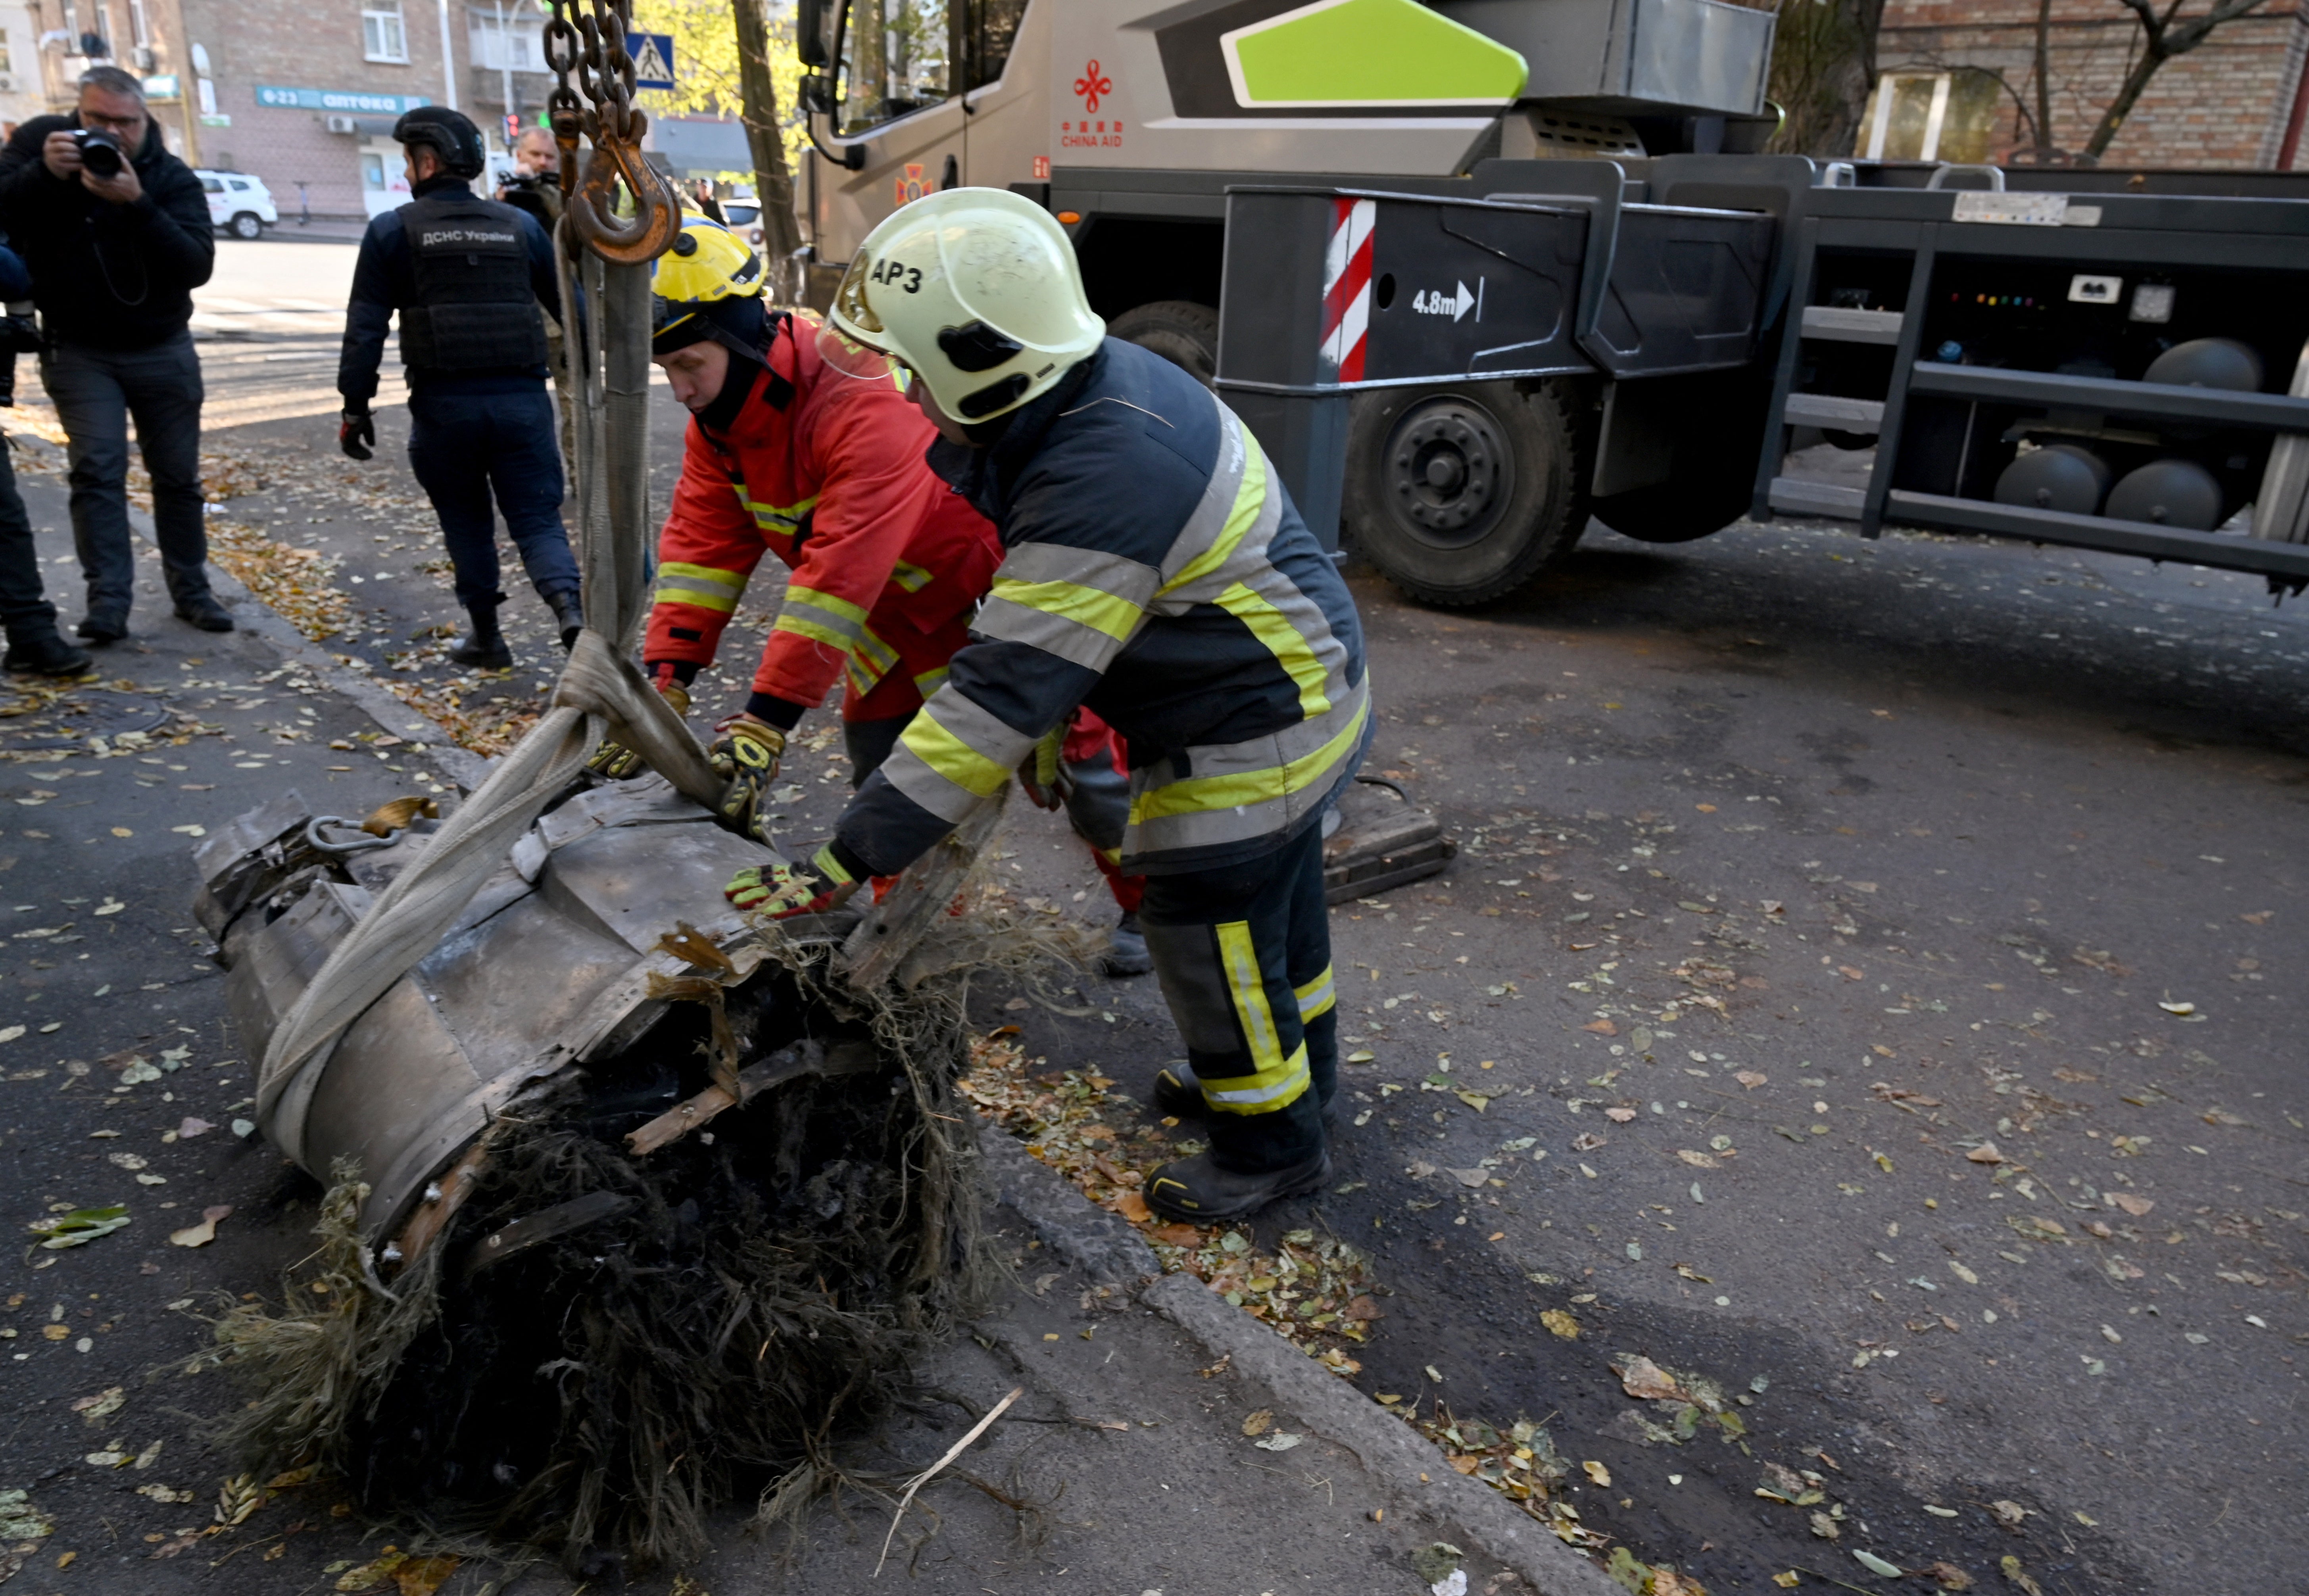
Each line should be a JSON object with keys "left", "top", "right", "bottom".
{"left": 587, "top": 681, "right": 689, "bottom": 781}
{"left": 708, "top": 716, "right": 788, "bottom": 844}
{"left": 1016, "top": 725, "right": 1072, "bottom": 811}
{"left": 338, "top": 408, "right": 375, "bottom": 462}
{"left": 725, "top": 844, "right": 856, "bottom": 919}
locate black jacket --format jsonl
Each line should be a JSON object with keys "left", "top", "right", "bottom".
{"left": 0, "top": 113, "right": 215, "bottom": 351}
{"left": 338, "top": 174, "right": 559, "bottom": 405}
{"left": 832, "top": 338, "right": 1370, "bottom": 879}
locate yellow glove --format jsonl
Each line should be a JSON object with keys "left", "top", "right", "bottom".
{"left": 588, "top": 681, "right": 689, "bottom": 780}
{"left": 709, "top": 716, "right": 789, "bottom": 843}
{"left": 1017, "top": 724, "right": 1070, "bottom": 811}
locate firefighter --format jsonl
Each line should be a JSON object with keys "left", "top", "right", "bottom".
{"left": 599, "top": 215, "right": 1151, "bottom": 971}
{"left": 337, "top": 106, "right": 581, "bottom": 670}
{"left": 734, "top": 188, "right": 1368, "bottom": 1222}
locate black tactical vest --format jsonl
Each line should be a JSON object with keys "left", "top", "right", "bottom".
{"left": 396, "top": 190, "right": 549, "bottom": 373}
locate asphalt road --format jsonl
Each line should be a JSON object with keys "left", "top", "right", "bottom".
{"left": 1, "top": 240, "right": 2301, "bottom": 1594}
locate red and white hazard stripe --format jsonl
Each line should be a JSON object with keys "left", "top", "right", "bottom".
{"left": 1318, "top": 197, "right": 1375, "bottom": 384}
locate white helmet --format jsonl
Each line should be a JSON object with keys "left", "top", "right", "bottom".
{"left": 822, "top": 187, "right": 1105, "bottom": 424}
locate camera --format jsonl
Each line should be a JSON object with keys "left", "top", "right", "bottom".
{"left": 71, "top": 128, "right": 125, "bottom": 180}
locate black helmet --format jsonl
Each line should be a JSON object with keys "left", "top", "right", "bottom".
{"left": 392, "top": 106, "right": 486, "bottom": 180}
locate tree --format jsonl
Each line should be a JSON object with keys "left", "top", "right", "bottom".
{"left": 1767, "top": 0, "right": 1891, "bottom": 158}
{"left": 631, "top": 0, "right": 809, "bottom": 286}
{"left": 2082, "top": 0, "right": 2274, "bottom": 160}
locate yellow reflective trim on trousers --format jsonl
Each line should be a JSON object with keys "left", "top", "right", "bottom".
{"left": 1131, "top": 691, "right": 1369, "bottom": 824}
{"left": 1294, "top": 965, "right": 1337, "bottom": 1022}
{"left": 988, "top": 577, "right": 1143, "bottom": 643}
{"left": 845, "top": 624, "right": 901, "bottom": 694}
{"left": 1197, "top": 920, "right": 1310, "bottom": 1114}
{"left": 891, "top": 560, "right": 934, "bottom": 593}
{"left": 1158, "top": 428, "right": 1268, "bottom": 597}
{"left": 897, "top": 704, "right": 1014, "bottom": 801}
{"left": 1212, "top": 579, "right": 1331, "bottom": 719}
{"left": 655, "top": 560, "right": 746, "bottom": 614}
{"left": 785, "top": 583, "right": 870, "bottom": 628}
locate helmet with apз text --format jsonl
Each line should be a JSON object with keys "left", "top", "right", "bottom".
{"left": 821, "top": 187, "right": 1104, "bottom": 424}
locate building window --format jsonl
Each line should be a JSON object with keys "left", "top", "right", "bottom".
{"left": 1860, "top": 71, "right": 2002, "bottom": 165}
{"left": 364, "top": 0, "right": 408, "bottom": 63}
{"left": 468, "top": 10, "right": 544, "bottom": 71}
{"left": 0, "top": 28, "right": 13, "bottom": 75}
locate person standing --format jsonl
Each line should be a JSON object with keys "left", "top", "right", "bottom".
{"left": 603, "top": 216, "right": 1152, "bottom": 971}
{"left": 746, "top": 190, "right": 1369, "bottom": 1220}
{"left": 495, "top": 127, "right": 574, "bottom": 470}
{"left": 0, "top": 66, "right": 228, "bottom": 645}
{"left": 0, "top": 226, "right": 88, "bottom": 675}
{"left": 338, "top": 107, "right": 580, "bottom": 669}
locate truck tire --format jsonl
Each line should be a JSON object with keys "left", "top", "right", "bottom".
{"left": 1343, "top": 381, "right": 1585, "bottom": 607}
{"left": 1110, "top": 300, "right": 1217, "bottom": 387}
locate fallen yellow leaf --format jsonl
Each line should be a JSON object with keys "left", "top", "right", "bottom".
{"left": 1540, "top": 1308, "right": 1579, "bottom": 1339}
{"left": 1114, "top": 1190, "right": 1151, "bottom": 1223}
{"left": 1582, "top": 1460, "right": 1612, "bottom": 1487}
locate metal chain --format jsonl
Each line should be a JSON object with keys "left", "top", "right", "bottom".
{"left": 543, "top": 0, "right": 677, "bottom": 262}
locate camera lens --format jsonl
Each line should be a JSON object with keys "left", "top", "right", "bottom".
{"left": 77, "top": 130, "right": 123, "bottom": 180}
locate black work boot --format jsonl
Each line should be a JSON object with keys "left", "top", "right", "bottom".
{"left": 1153, "top": 1058, "right": 1337, "bottom": 1122}
{"left": 173, "top": 591, "right": 235, "bottom": 632}
{"left": 448, "top": 603, "right": 513, "bottom": 669}
{"left": 1143, "top": 1147, "right": 1332, "bottom": 1223}
{"left": 4, "top": 628, "right": 92, "bottom": 676}
{"left": 1103, "top": 910, "right": 1152, "bottom": 977}
{"left": 546, "top": 588, "right": 586, "bottom": 650}
{"left": 75, "top": 608, "right": 127, "bottom": 645}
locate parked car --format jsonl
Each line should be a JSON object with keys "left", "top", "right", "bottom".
{"left": 720, "top": 200, "right": 763, "bottom": 249}
{"left": 197, "top": 170, "right": 277, "bottom": 240}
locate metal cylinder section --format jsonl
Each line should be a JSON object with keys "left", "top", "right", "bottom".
{"left": 1993, "top": 443, "right": 2111, "bottom": 515}
{"left": 2143, "top": 337, "right": 2265, "bottom": 393}
{"left": 2105, "top": 458, "right": 2225, "bottom": 529}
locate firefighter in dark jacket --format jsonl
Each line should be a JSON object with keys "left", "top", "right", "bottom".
{"left": 0, "top": 65, "right": 228, "bottom": 647}
{"left": 336, "top": 106, "right": 580, "bottom": 669}
{"left": 738, "top": 188, "right": 1369, "bottom": 1221}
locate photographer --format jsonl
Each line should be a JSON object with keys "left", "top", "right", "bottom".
{"left": 495, "top": 126, "right": 572, "bottom": 469}
{"left": 0, "top": 65, "right": 228, "bottom": 644}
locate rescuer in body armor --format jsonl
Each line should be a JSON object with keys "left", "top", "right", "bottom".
{"left": 596, "top": 215, "right": 1151, "bottom": 972}
{"left": 336, "top": 106, "right": 581, "bottom": 669}
{"left": 737, "top": 190, "right": 1369, "bottom": 1222}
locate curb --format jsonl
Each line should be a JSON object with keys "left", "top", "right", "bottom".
{"left": 978, "top": 1130, "right": 1623, "bottom": 1596}
{"left": 121, "top": 499, "right": 495, "bottom": 792}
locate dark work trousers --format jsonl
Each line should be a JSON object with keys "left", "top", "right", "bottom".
{"left": 40, "top": 332, "right": 211, "bottom": 620}
{"left": 405, "top": 385, "right": 578, "bottom": 610}
{"left": 0, "top": 433, "right": 58, "bottom": 641}
{"left": 845, "top": 712, "right": 1133, "bottom": 870}
{"left": 1139, "top": 821, "right": 1338, "bottom": 1174}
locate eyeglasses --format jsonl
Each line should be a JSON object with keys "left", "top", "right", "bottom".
{"left": 79, "top": 106, "right": 144, "bottom": 134}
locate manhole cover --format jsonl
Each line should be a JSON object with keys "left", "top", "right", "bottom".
{"left": 9, "top": 689, "right": 172, "bottom": 748}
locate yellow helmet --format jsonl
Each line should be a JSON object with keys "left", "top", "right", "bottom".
{"left": 651, "top": 213, "right": 766, "bottom": 357}
{"left": 822, "top": 188, "right": 1103, "bottom": 424}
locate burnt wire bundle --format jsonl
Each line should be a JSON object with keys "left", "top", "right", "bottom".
{"left": 213, "top": 938, "right": 1001, "bottom": 1570}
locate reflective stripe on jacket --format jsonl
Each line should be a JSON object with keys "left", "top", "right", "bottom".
{"left": 834, "top": 338, "right": 1368, "bottom": 878}
{"left": 642, "top": 313, "right": 1003, "bottom": 710}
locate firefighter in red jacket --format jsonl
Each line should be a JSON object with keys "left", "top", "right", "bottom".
{"left": 598, "top": 216, "right": 1149, "bottom": 969}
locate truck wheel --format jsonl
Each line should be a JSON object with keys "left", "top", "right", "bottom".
{"left": 1110, "top": 301, "right": 1217, "bottom": 387}
{"left": 1343, "top": 381, "right": 1585, "bottom": 607}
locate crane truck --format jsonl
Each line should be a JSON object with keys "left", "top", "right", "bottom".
{"left": 788, "top": 0, "right": 2309, "bottom": 607}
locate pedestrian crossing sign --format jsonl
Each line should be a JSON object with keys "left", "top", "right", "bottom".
{"left": 625, "top": 31, "right": 675, "bottom": 91}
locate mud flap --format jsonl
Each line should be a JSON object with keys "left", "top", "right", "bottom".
{"left": 1322, "top": 777, "right": 1455, "bottom": 905}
